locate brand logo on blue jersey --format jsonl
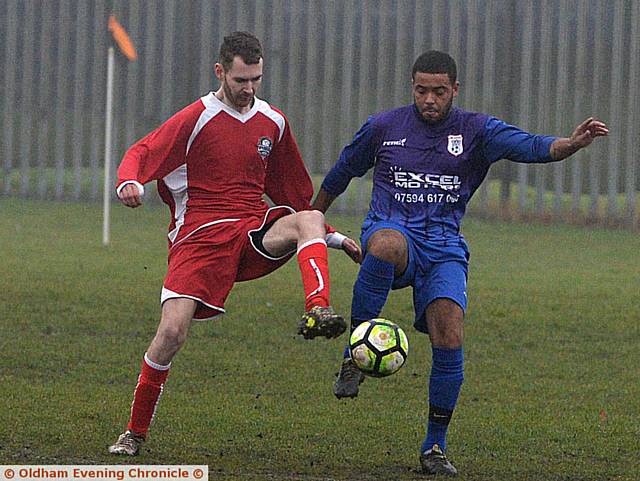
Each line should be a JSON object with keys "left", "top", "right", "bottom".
{"left": 447, "top": 134, "right": 463, "bottom": 156}
{"left": 390, "top": 167, "right": 461, "bottom": 192}
{"left": 382, "top": 137, "right": 407, "bottom": 147}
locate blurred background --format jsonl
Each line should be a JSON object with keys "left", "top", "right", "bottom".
{"left": 1, "top": 0, "right": 638, "bottom": 227}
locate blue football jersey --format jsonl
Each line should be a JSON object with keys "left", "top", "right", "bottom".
{"left": 322, "top": 105, "right": 557, "bottom": 240}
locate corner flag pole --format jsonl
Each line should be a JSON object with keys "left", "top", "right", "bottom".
{"left": 103, "top": 46, "right": 115, "bottom": 246}
{"left": 103, "top": 15, "right": 137, "bottom": 246}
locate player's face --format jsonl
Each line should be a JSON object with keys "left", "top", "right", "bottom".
{"left": 412, "top": 73, "right": 459, "bottom": 124}
{"left": 216, "top": 56, "right": 263, "bottom": 111}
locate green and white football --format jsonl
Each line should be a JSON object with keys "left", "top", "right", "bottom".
{"left": 349, "top": 318, "right": 409, "bottom": 377}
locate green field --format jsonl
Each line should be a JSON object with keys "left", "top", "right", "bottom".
{"left": 1, "top": 199, "right": 639, "bottom": 481}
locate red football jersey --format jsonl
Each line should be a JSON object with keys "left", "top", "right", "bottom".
{"left": 117, "top": 93, "right": 314, "bottom": 244}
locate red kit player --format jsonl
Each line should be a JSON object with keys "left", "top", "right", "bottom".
{"left": 108, "top": 32, "right": 362, "bottom": 456}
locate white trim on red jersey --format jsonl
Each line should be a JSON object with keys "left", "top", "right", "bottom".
{"left": 199, "top": 92, "right": 286, "bottom": 141}
{"left": 255, "top": 99, "right": 286, "bottom": 142}
{"left": 186, "top": 97, "right": 224, "bottom": 156}
{"left": 170, "top": 217, "right": 241, "bottom": 248}
{"left": 116, "top": 180, "right": 145, "bottom": 197}
{"left": 164, "top": 164, "right": 189, "bottom": 243}
{"left": 161, "top": 93, "right": 288, "bottom": 243}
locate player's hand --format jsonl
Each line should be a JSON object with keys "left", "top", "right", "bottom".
{"left": 118, "top": 183, "right": 143, "bottom": 208}
{"left": 570, "top": 117, "right": 609, "bottom": 149}
{"left": 341, "top": 237, "right": 363, "bottom": 264}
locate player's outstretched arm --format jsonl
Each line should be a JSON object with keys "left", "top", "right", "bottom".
{"left": 311, "top": 187, "right": 337, "bottom": 213}
{"left": 550, "top": 117, "right": 609, "bottom": 161}
{"left": 318, "top": 187, "right": 363, "bottom": 264}
{"left": 117, "top": 183, "right": 144, "bottom": 208}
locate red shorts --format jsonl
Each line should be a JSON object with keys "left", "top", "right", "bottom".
{"left": 161, "top": 206, "right": 295, "bottom": 320}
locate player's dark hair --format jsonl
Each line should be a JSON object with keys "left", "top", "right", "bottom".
{"left": 412, "top": 50, "right": 457, "bottom": 84}
{"left": 219, "top": 31, "right": 262, "bottom": 71}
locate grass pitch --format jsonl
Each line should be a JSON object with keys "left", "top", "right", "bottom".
{"left": 0, "top": 199, "right": 639, "bottom": 481}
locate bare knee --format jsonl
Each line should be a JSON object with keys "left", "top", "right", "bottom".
{"left": 262, "top": 210, "right": 325, "bottom": 257}
{"left": 295, "top": 209, "right": 325, "bottom": 232}
{"left": 428, "top": 320, "right": 463, "bottom": 348}
{"left": 366, "top": 229, "right": 408, "bottom": 273}
{"left": 156, "top": 324, "right": 188, "bottom": 353}
{"left": 148, "top": 298, "right": 195, "bottom": 364}
{"left": 426, "top": 298, "right": 464, "bottom": 349}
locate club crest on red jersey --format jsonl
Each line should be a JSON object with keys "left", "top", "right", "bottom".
{"left": 257, "top": 137, "right": 273, "bottom": 159}
{"left": 447, "top": 134, "right": 463, "bottom": 156}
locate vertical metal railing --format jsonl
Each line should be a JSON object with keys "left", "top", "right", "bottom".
{"left": 517, "top": 0, "right": 535, "bottom": 215}
{"left": 626, "top": 0, "right": 640, "bottom": 226}
{"left": 0, "top": 0, "right": 637, "bottom": 228}
{"left": 570, "top": 0, "right": 589, "bottom": 216}
{"left": 2, "top": 0, "right": 18, "bottom": 196}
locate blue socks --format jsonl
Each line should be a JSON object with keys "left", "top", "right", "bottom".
{"left": 343, "top": 254, "right": 395, "bottom": 358}
{"left": 346, "top": 253, "right": 464, "bottom": 455}
{"left": 421, "top": 346, "right": 464, "bottom": 453}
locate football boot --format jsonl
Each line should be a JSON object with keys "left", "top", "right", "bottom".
{"left": 297, "top": 306, "right": 346, "bottom": 339}
{"left": 420, "top": 444, "right": 458, "bottom": 476}
{"left": 108, "top": 430, "right": 145, "bottom": 456}
{"left": 333, "top": 358, "right": 365, "bottom": 399}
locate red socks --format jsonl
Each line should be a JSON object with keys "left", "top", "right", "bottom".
{"left": 297, "top": 239, "right": 330, "bottom": 311}
{"left": 125, "top": 240, "right": 330, "bottom": 436}
{"left": 127, "top": 353, "right": 170, "bottom": 436}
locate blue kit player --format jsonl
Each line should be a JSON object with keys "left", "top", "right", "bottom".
{"left": 312, "top": 51, "right": 608, "bottom": 476}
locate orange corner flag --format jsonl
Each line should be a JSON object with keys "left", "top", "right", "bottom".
{"left": 108, "top": 15, "right": 137, "bottom": 61}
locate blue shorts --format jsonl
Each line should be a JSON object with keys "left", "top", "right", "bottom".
{"left": 360, "top": 220, "right": 470, "bottom": 334}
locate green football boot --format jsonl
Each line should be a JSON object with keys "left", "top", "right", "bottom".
{"left": 297, "top": 305, "right": 346, "bottom": 339}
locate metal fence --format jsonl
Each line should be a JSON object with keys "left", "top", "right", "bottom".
{"left": 1, "top": 0, "right": 638, "bottom": 228}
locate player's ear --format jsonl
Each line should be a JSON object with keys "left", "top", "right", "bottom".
{"left": 452, "top": 80, "right": 460, "bottom": 97}
{"left": 214, "top": 63, "right": 225, "bottom": 82}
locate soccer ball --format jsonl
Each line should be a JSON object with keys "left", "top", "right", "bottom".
{"left": 349, "top": 319, "right": 408, "bottom": 377}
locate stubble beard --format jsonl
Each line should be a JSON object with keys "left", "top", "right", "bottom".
{"left": 223, "top": 80, "right": 253, "bottom": 111}
{"left": 418, "top": 95, "right": 454, "bottom": 125}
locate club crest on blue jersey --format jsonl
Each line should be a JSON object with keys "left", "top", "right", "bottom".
{"left": 447, "top": 134, "right": 463, "bottom": 156}
{"left": 257, "top": 137, "right": 273, "bottom": 159}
